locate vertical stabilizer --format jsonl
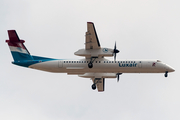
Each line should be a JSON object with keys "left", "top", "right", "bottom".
{"left": 6, "top": 30, "right": 33, "bottom": 61}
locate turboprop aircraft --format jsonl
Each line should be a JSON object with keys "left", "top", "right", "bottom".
{"left": 6, "top": 22, "right": 175, "bottom": 92}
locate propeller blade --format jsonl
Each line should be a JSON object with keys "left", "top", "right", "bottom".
{"left": 113, "top": 42, "right": 119, "bottom": 61}
{"left": 117, "top": 74, "right": 119, "bottom": 82}
{"left": 114, "top": 53, "right": 116, "bottom": 61}
{"left": 116, "top": 73, "right": 122, "bottom": 82}
{"left": 114, "top": 42, "right": 116, "bottom": 50}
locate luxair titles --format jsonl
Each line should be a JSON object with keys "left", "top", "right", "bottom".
{"left": 119, "top": 62, "right": 137, "bottom": 67}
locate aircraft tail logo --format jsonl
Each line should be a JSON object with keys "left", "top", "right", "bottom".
{"left": 152, "top": 62, "right": 156, "bottom": 67}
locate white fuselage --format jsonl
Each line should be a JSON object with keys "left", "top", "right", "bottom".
{"left": 29, "top": 58, "right": 174, "bottom": 74}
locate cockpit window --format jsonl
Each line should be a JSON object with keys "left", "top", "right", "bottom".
{"left": 157, "top": 60, "right": 161, "bottom": 62}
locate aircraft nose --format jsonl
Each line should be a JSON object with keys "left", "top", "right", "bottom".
{"left": 167, "top": 65, "right": 175, "bottom": 72}
{"left": 169, "top": 67, "right": 175, "bottom": 72}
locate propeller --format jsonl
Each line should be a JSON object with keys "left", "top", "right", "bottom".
{"left": 116, "top": 73, "right": 122, "bottom": 82}
{"left": 113, "top": 42, "right": 119, "bottom": 61}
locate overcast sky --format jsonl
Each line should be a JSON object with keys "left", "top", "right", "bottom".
{"left": 1, "top": 0, "right": 180, "bottom": 120}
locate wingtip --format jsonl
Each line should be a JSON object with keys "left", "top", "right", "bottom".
{"left": 87, "top": 22, "right": 94, "bottom": 24}
{"left": 98, "top": 90, "right": 104, "bottom": 92}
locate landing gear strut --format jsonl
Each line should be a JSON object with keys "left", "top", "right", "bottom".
{"left": 91, "top": 78, "right": 101, "bottom": 90}
{"left": 165, "top": 71, "right": 168, "bottom": 77}
{"left": 88, "top": 57, "right": 97, "bottom": 68}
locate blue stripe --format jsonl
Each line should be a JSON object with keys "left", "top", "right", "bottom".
{"left": 11, "top": 52, "right": 65, "bottom": 68}
{"left": 12, "top": 60, "right": 39, "bottom": 67}
{"left": 12, "top": 59, "right": 58, "bottom": 67}
{"left": 32, "top": 55, "right": 56, "bottom": 60}
{"left": 11, "top": 51, "right": 33, "bottom": 61}
{"left": 12, "top": 56, "right": 60, "bottom": 67}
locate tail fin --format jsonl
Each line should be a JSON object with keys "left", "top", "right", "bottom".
{"left": 6, "top": 30, "right": 33, "bottom": 61}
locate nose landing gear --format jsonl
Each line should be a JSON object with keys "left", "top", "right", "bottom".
{"left": 165, "top": 71, "right": 168, "bottom": 77}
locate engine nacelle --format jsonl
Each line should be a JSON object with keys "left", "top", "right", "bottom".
{"left": 74, "top": 48, "right": 114, "bottom": 58}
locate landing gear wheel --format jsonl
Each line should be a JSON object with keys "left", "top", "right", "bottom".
{"left": 165, "top": 71, "right": 168, "bottom": 77}
{"left": 92, "top": 84, "right": 96, "bottom": 90}
{"left": 88, "top": 62, "right": 93, "bottom": 68}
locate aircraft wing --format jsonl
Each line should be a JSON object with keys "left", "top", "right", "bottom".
{"left": 79, "top": 73, "right": 117, "bottom": 92}
{"left": 92, "top": 78, "right": 105, "bottom": 92}
{"left": 85, "top": 22, "right": 101, "bottom": 50}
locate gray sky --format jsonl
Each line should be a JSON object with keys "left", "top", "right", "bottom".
{"left": 1, "top": 0, "right": 180, "bottom": 120}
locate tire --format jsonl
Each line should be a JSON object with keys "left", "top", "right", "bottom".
{"left": 88, "top": 62, "right": 93, "bottom": 68}
{"left": 92, "top": 84, "right": 96, "bottom": 90}
{"left": 165, "top": 73, "right": 168, "bottom": 77}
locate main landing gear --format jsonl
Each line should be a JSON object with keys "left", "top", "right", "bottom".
{"left": 165, "top": 71, "right": 168, "bottom": 77}
{"left": 91, "top": 78, "right": 101, "bottom": 90}
{"left": 88, "top": 57, "right": 97, "bottom": 68}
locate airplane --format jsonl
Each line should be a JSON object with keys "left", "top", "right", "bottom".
{"left": 6, "top": 22, "right": 175, "bottom": 92}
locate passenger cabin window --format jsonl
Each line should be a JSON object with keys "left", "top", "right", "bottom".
{"left": 74, "top": 61, "right": 76, "bottom": 63}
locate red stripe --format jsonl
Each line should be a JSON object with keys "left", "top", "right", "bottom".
{"left": 87, "top": 22, "right": 93, "bottom": 24}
